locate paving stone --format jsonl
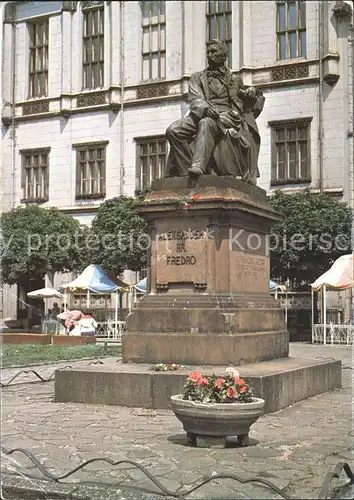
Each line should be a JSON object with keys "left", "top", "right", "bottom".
{"left": 195, "top": 436, "right": 226, "bottom": 448}
{"left": 1, "top": 344, "right": 353, "bottom": 500}
{"left": 237, "top": 446, "right": 283, "bottom": 459}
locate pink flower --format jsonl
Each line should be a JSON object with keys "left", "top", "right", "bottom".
{"left": 214, "top": 377, "right": 225, "bottom": 389}
{"left": 198, "top": 377, "right": 209, "bottom": 386}
{"left": 240, "top": 386, "right": 248, "bottom": 393}
{"left": 226, "top": 386, "right": 237, "bottom": 398}
{"left": 188, "top": 371, "right": 202, "bottom": 382}
{"left": 235, "top": 377, "right": 246, "bottom": 386}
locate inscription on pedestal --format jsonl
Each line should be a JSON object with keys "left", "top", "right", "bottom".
{"left": 156, "top": 229, "right": 207, "bottom": 285}
{"left": 230, "top": 252, "right": 269, "bottom": 293}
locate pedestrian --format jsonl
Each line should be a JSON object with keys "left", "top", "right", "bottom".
{"left": 59, "top": 308, "right": 83, "bottom": 334}
{"left": 70, "top": 308, "right": 97, "bottom": 336}
{"left": 49, "top": 302, "right": 60, "bottom": 319}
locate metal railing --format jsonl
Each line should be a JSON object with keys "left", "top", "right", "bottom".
{"left": 40, "top": 316, "right": 126, "bottom": 341}
{"left": 0, "top": 361, "right": 105, "bottom": 387}
{"left": 312, "top": 324, "right": 354, "bottom": 345}
{"left": 1, "top": 446, "right": 353, "bottom": 499}
{"left": 95, "top": 320, "right": 125, "bottom": 342}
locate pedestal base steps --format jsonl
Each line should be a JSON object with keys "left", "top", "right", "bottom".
{"left": 54, "top": 356, "right": 341, "bottom": 414}
{"left": 123, "top": 293, "right": 289, "bottom": 365}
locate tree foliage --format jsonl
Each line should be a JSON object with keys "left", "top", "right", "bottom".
{"left": 0, "top": 204, "right": 86, "bottom": 285}
{"left": 89, "top": 196, "right": 148, "bottom": 276}
{"left": 268, "top": 190, "right": 352, "bottom": 286}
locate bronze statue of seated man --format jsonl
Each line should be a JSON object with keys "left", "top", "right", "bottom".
{"left": 164, "top": 39, "right": 265, "bottom": 185}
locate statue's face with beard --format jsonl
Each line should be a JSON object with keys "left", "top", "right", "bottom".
{"left": 207, "top": 43, "right": 227, "bottom": 69}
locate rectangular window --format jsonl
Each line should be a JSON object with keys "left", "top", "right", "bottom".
{"left": 141, "top": 1, "right": 166, "bottom": 81}
{"left": 206, "top": 1, "right": 232, "bottom": 67}
{"left": 21, "top": 149, "right": 50, "bottom": 202}
{"left": 28, "top": 20, "right": 49, "bottom": 98}
{"left": 139, "top": 269, "right": 148, "bottom": 280}
{"left": 276, "top": 0, "right": 306, "bottom": 60}
{"left": 270, "top": 119, "right": 311, "bottom": 185}
{"left": 83, "top": 3, "right": 104, "bottom": 89}
{"left": 75, "top": 143, "right": 107, "bottom": 199}
{"left": 136, "top": 137, "right": 167, "bottom": 189}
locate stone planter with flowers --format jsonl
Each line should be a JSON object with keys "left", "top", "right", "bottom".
{"left": 170, "top": 367, "right": 265, "bottom": 448}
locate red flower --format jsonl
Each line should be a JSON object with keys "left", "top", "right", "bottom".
{"left": 188, "top": 371, "right": 202, "bottom": 382}
{"left": 235, "top": 377, "right": 246, "bottom": 386}
{"left": 226, "top": 386, "right": 237, "bottom": 398}
{"left": 191, "top": 193, "right": 200, "bottom": 201}
{"left": 214, "top": 377, "right": 225, "bottom": 389}
{"left": 198, "top": 377, "right": 209, "bottom": 386}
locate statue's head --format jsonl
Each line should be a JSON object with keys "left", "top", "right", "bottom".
{"left": 207, "top": 39, "right": 228, "bottom": 68}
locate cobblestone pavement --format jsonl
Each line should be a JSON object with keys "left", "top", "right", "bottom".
{"left": 1, "top": 343, "right": 354, "bottom": 499}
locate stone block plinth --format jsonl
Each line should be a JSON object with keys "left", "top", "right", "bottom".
{"left": 54, "top": 357, "right": 341, "bottom": 414}
{"left": 123, "top": 176, "right": 287, "bottom": 366}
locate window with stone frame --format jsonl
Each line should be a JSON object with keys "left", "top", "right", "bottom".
{"left": 136, "top": 136, "right": 167, "bottom": 189}
{"left": 82, "top": 1, "right": 105, "bottom": 90}
{"left": 270, "top": 118, "right": 312, "bottom": 185}
{"left": 141, "top": 1, "right": 166, "bottom": 81}
{"left": 276, "top": 0, "right": 306, "bottom": 60}
{"left": 21, "top": 148, "right": 50, "bottom": 203}
{"left": 206, "top": 1, "right": 232, "bottom": 67}
{"left": 75, "top": 142, "right": 107, "bottom": 199}
{"left": 28, "top": 20, "right": 49, "bottom": 98}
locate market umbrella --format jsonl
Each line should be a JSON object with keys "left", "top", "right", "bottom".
{"left": 134, "top": 277, "right": 147, "bottom": 293}
{"left": 62, "top": 265, "right": 121, "bottom": 336}
{"left": 27, "top": 287, "right": 62, "bottom": 331}
{"left": 27, "top": 287, "right": 62, "bottom": 298}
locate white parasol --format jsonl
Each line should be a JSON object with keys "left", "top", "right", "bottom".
{"left": 27, "top": 287, "right": 62, "bottom": 299}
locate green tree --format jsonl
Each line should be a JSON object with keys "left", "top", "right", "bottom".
{"left": 269, "top": 190, "right": 352, "bottom": 286}
{"left": 0, "top": 204, "right": 86, "bottom": 286}
{"left": 89, "top": 196, "right": 148, "bottom": 276}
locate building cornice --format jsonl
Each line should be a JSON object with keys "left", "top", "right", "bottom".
{"left": 268, "top": 186, "right": 344, "bottom": 197}
{"left": 55, "top": 205, "right": 101, "bottom": 214}
{"left": 1, "top": 54, "right": 340, "bottom": 124}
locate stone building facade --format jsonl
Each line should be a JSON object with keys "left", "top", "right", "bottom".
{"left": 1, "top": 0, "right": 353, "bottom": 321}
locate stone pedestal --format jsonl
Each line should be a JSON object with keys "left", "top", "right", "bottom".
{"left": 54, "top": 176, "right": 342, "bottom": 411}
{"left": 123, "top": 176, "right": 288, "bottom": 365}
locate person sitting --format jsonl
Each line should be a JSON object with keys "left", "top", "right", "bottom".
{"left": 49, "top": 302, "right": 60, "bottom": 319}
{"left": 70, "top": 308, "right": 97, "bottom": 336}
{"left": 57, "top": 308, "right": 83, "bottom": 334}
